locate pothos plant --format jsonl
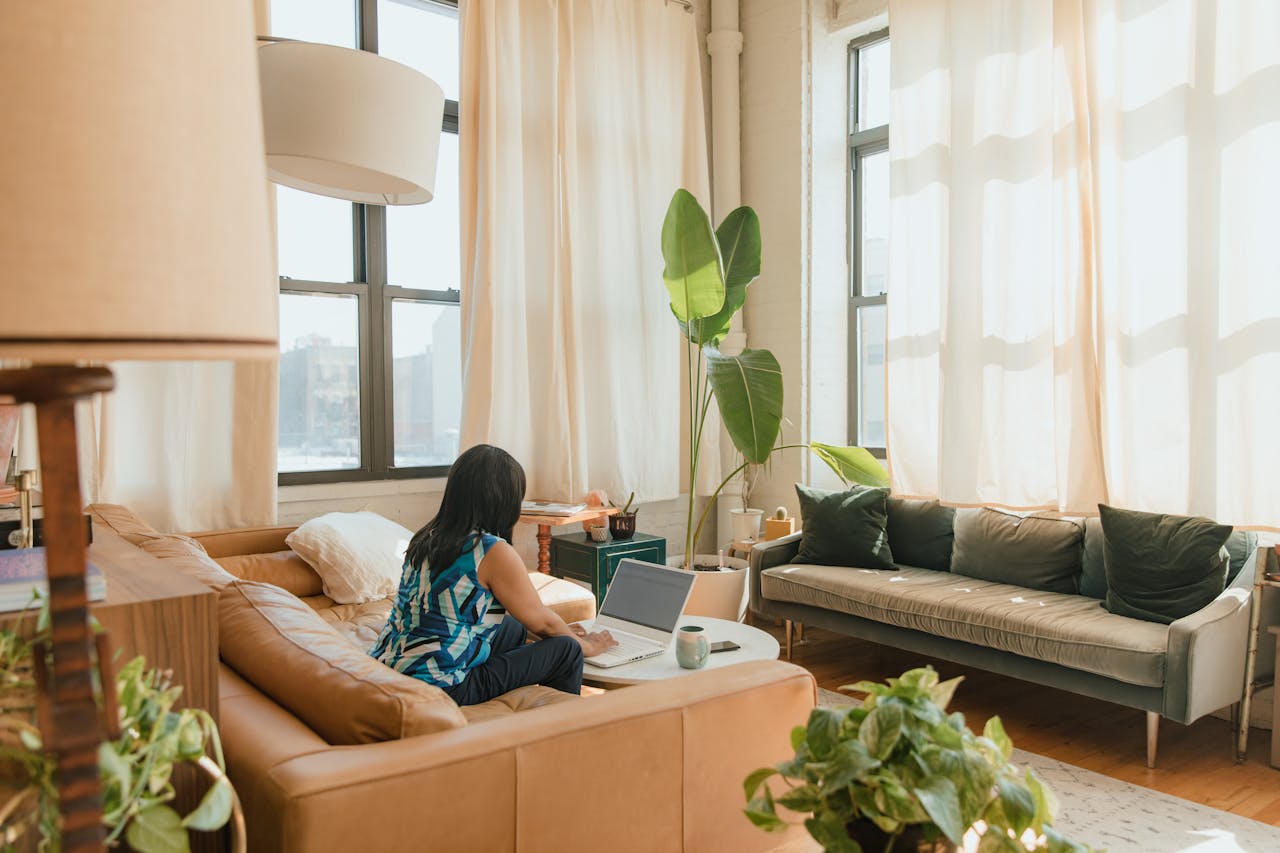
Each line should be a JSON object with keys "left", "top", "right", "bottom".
{"left": 661, "top": 188, "right": 889, "bottom": 564}
{"left": 0, "top": 597, "right": 233, "bottom": 853}
{"left": 743, "top": 667, "right": 1093, "bottom": 853}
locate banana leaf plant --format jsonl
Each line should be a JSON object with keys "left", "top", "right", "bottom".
{"left": 661, "top": 188, "right": 890, "bottom": 566}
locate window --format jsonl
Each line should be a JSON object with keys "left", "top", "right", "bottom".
{"left": 848, "top": 32, "right": 889, "bottom": 453}
{"left": 272, "top": 0, "right": 462, "bottom": 483}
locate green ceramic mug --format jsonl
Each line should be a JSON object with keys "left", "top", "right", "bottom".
{"left": 675, "top": 625, "right": 709, "bottom": 669}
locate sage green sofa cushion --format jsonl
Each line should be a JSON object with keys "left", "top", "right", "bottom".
{"left": 950, "top": 509, "right": 1084, "bottom": 595}
{"left": 886, "top": 497, "right": 955, "bottom": 572}
{"left": 1080, "top": 518, "right": 1107, "bottom": 599}
{"left": 1099, "top": 504, "right": 1232, "bottom": 624}
{"left": 794, "top": 484, "right": 894, "bottom": 570}
{"left": 759, "top": 563, "right": 1168, "bottom": 686}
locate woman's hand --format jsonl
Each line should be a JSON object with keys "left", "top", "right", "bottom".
{"left": 578, "top": 630, "right": 617, "bottom": 657}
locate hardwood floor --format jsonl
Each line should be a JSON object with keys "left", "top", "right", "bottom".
{"left": 765, "top": 623, "right": 1280, "bottom": 827}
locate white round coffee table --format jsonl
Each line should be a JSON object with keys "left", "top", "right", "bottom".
{"left": 583, "top": 615, "right": 780, "bottom": 687}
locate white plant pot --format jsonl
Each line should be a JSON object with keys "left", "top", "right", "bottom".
{"left": 729, "top": 508, "right": 765, "bottom": 543}
{"left": 667, "top": 553, "right": 750, "bottom": 622}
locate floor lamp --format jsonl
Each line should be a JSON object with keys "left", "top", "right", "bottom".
{"left": 0, "top": 3, "right": 276, "bottom": 850}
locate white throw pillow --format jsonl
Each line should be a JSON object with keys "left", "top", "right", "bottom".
{"left": 285, "top": 512, "right": 413, "bottom": 604}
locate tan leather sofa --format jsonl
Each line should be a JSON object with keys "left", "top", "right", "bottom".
{"left": 90, "top": 505, "right": 816, "bottom": 852}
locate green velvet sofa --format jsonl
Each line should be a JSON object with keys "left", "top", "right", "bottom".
{"left": 748, "top": 505, "right": 1278, "bottom": 768}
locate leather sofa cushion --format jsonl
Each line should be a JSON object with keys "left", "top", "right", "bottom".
{"left": 527, "top": 573, "right": 596, "bottom": 624}
{"left": 314, "top": 599, "right": 394, "bottom": 651}
{"left": 89, "top": 503, "right": 160, "bottom": 545}
{"left": 137, "top": 535, "right": 237, "bottom": 593}
{"left": 193, "top": 525, "right": 295, "bottom": 558}
{"left": 216, "top": 549, "right": 324, "bottom": 598}
{"left": 951, "top": 509, "right": 1084, "bottom": 595}
{"left": 760, "top": 563, "right": 1169, "bottom": 687}
{"left": 219, "top": 580, "right": 466, "bottom": 744}
{"left": 461, "top": 684, "right": 581, "bottom": 724}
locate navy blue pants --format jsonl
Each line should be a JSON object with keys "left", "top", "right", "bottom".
{"left": 445, "top": 615, "right": 584, "bottom": 706}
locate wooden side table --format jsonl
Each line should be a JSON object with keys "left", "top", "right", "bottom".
{"left": 1270, "top": 626, "right": 1280, "bottom": 769}
{"left": 549, "top": 531, "right": 666, "bottom": 608}
{"left": 518, "top": 507, "right": 616, "bottom": 573}
{"left": 0, "top": 524, "right": 219, "bottom": 849}
{"left": 1236, "top": 546, "right": 1280, "bottom": 763}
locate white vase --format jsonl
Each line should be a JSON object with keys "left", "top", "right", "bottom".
{"left": 729, "top": 508, "right": 765, "bottom": 543}
{"left": 667, "top": 553, "right": 750, "bottom": 622}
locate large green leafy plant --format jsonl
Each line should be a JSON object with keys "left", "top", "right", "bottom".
{"left": 744, "top": 668, "right": 1092, "bottom": 853}
{"left": 0, "top": 601, "right": 234, "bottom": 852}
{"left": 660, "top": 188, "right": 888, "bottom": 563}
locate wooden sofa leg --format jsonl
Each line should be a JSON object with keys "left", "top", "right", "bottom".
{"left": 1146, "top": 711, "right": 1159, "bottom": 768}
{"left": 795, "top": 622, "right": 805, "bottom": 643}
{"left": 784, "top": 620, "right": 793, "bottom": 660}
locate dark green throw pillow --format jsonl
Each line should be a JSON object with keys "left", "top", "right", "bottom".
{"left": 886, "top": 497, "right": 955, "bottom": 571}
{"left": 794, "top": 483, "right": 894, "bottom": 570}
{"left": 1099, "top": 504, "right": 1232, "bottom": 624}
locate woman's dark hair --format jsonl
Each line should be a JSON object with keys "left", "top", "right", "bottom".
{"left": 405, "top": 444, "right": 527, "bottom": 578}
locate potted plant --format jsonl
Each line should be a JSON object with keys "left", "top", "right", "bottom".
{"left": 728, "top": 456, "right": 765, "bottom": 544}
{"left": 608, "top": 492, "right": 638, "bottom": 540}
{"left": 660, "top": 189, "right": 889, "bottom": 613}
{"left": 744, "top": 667, "right": 1092, "bottom": 853}
{"left": 0, "top": 598, "right": 241, "bottom": 852}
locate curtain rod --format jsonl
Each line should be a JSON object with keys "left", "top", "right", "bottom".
{"left": 665, "top": 0, "right": 693, "bottom": 12}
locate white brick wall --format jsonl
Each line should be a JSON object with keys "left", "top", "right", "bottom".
{"left": 741, "top": 0, "right": 808, "bottom": 519}
{"left": 740, "top": 0, "right": 867, "bottom": 515}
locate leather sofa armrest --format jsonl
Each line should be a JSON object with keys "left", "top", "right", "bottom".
{"left": 260, "top": 660, "right": 814, "bottom": 853}
{"left": 749, "top": 532, "right": 803, "bottom": 615}
{"left": 1163, "top": 552, "right": 1261, "bottom": 723}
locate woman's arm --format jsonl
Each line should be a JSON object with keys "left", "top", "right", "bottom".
{"left": 477, "top": 540, "right": 616, "bottom": 656}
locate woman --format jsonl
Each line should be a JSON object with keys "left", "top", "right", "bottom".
{"left": 370, "top": 444, "right": 616, "bottom": 705}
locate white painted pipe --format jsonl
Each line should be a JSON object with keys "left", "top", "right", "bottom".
{"left": 707, "top": 0, "right": 743, "bottom": 221}
{"left": 708, "top": 0, "right": 749, "bottom": 548}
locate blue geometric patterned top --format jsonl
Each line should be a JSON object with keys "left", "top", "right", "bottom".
{"left": 370, "top": 532, "right": 500, "bottom": 687}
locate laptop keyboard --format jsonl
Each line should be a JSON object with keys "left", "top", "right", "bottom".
{"left": 586, "top": 628, "right": 660, "bottom": 661}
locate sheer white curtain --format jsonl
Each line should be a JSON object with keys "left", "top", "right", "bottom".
{"left": 91, "top": 361, "right": 278, "bottom": 532}
{"left": 886, "top": 0, "right": 1280, "bottom": 526}
{"left": 76, "top": 0, "right": 281, "bottom": 533}
{"left": 458, "top": 0, "right": 710, "bottom": 503}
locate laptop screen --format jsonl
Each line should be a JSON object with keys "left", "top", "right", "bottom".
{"left": 599, "top": 560, "right": 695, "bottom": 633}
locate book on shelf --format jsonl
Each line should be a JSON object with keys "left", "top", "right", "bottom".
{"left": 0, "top": 547, "right": 106, "bottom": 614}
{"left": 521, "top": 500, "right": 588, "bottom": 517}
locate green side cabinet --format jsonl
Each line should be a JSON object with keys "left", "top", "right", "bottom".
{"left": 549, "top": 531, "right": 667, "bottom": 609}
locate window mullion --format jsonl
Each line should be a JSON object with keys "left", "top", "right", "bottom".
{"left": 364, "top": 201, "right": 391, "bottom": 475}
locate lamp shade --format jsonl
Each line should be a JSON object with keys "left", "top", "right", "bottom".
{"left": 0, "top": 0, "right": 277, "bottom": 363}
{"left": 258, "top": 41, "right": 445, "bottom": 206}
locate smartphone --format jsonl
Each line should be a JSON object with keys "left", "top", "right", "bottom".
{"left": 709, "top": 640, "right": 740, "bottom": 654}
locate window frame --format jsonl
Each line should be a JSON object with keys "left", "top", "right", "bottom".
{"left": 278, "top": 0, "right": 462, "bottom": 486}
{"left": 847, "top": 29, "right": 890, "bottom": 458}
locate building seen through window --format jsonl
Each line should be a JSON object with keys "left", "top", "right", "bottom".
{"left": 271, "top": 0, "right": 462, "bottom": 482}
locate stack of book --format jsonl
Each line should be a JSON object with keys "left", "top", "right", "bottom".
{"left": 0, "top": 547, "right": 106, "bottom": 613}
{"left": 521, "top": 500, "right": 588, "bottom": 516}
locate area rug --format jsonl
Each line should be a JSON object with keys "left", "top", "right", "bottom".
{"left": 815, "top": 688, "right": 1280, "bottom": 852}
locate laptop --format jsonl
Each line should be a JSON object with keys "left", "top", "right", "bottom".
{"left": 575, "top": 558, "right": 696, "bottom": 668}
